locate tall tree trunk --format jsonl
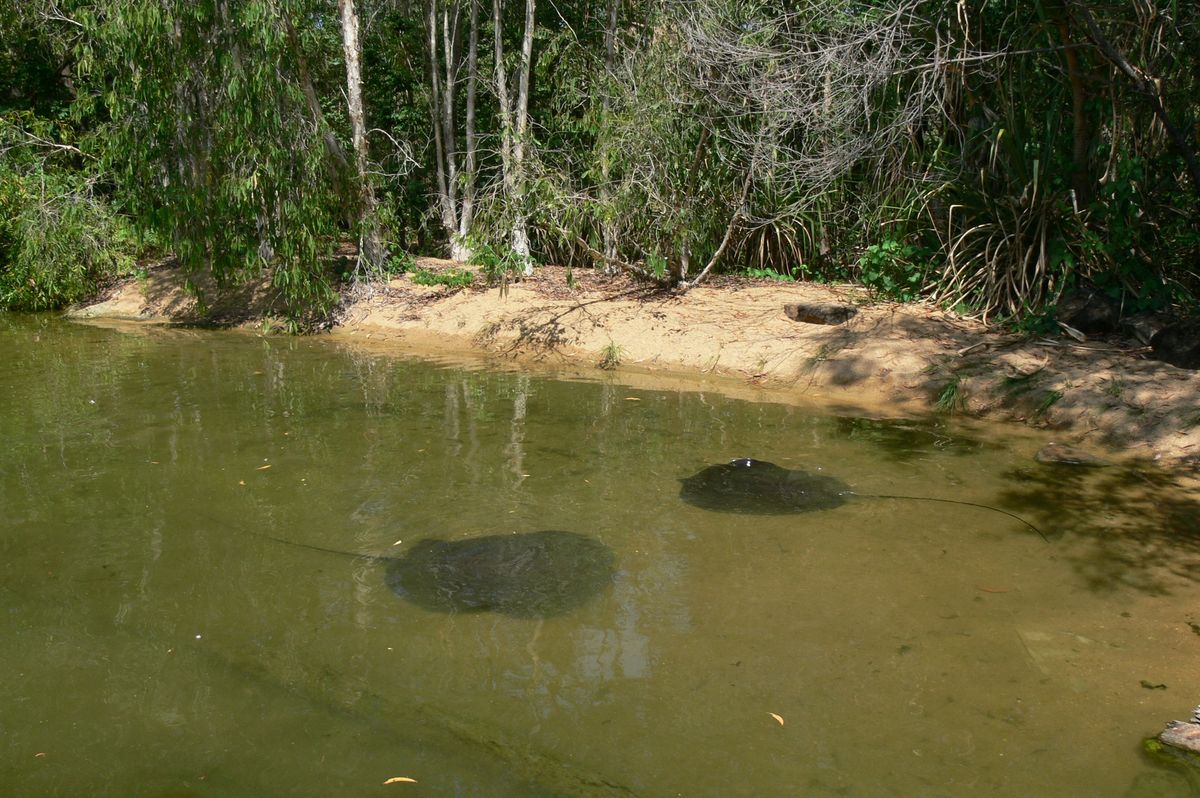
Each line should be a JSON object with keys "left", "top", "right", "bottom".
{"left": 1052, "top": 4, "right": 1091, "bottom": 207}
{"left": 599, "top": 0, "right": 619, "bottom": 272}
{"left": 493, "top": 0, "right": 536, "bottom": 275}
{"left": 455, "top": 0, "right": 480, "bottom": 260}
{"left": 339, "top": 0, "right": 384, "bottom": 268}
{"left": 282, "top": 16, "right": 352, "bottom": 199}
{"left": 428, "top": 1, "right": 479, "bottom": 262}
{"left": 428, "top": 0, "right": 455, "bottom": 236}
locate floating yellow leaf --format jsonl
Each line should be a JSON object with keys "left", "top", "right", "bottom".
{"left": 383, "top": 776, "right": 417, "bottom": 785}
{"left": 623, "top": 397, "right": 641, "bottom": 401}
{"left": 256, "top": 464, "right": 272, "bottom": 471}
{"left": 238, "top": 480, "right": 246, "bottom": 486}
{"left": 769, "top": 713, "right": 784, "bottom": 726}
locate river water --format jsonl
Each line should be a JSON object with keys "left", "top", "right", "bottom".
{"left": 2, "top": 314, "right": 1199, "bottom": 797}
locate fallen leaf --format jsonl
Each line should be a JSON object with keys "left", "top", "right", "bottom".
{"left": 238, "top": 480, "right": 246, "bottom": 486}
{"left": 34, "top": 752, "right": 46, "bottom": 758}
{"left": 256, "top": 464, "right": 272, "bottom": 471}
{"left": 623, "top": 397, "right": 641, "bottom": 401}
{"left": 383, "top": 777, "right": 417, "bottom": 785}
{"left": 769, "top": 713, "right": 784, "bottom": 726}
{"left": 1058, "top": 321, "right": 1087, "bottom": 342}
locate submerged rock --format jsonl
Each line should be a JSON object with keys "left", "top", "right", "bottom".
{"left": 1035, "top": 443, "right": 1109, "bottom": 467}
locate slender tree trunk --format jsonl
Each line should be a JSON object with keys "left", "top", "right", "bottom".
{"left": 599, "top": 0, "right": 619, "bottom": 272}
{"left": 511, "top": 0, "right": 537, "bottom": 274}
{"left": 428, "top": 0, "right": 456, "bottom": 237}
{"left": 455, "top": 0, "right": 480, "bottom": 260}
{"left": 282, "top": 16, "right": 351, "bottom": 210}
{"left": 1055, "top": 11, "right": 1091, "bottom": 206}
{"left": 338, "top": 0, "right": 383, "bottom": 268}
{"left": 428, "top": 1, "right": 478, "bottom": 262}
{"left": 493, "top": 0, "right": 536, "bottom": 274}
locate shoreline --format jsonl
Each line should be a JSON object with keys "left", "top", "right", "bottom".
{"left": 69, "top": 258, "right": 1200, "bottom": 471}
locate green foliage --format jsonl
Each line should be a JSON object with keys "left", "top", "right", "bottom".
{"left": 384, "top": 251, "right": 415, "bottom": 276}
{"left": 411, "top": 267, "right": 475, "bottom": 288}
{"left": 743, "top": 267, "right": 796, "bottom": 282}
{"left": 596, "top": 342, "right": 623, "bottom": 370}
{"left": 0, "top": 117, "right": 143, "bottom": 311}
{"left": 468, "top": 241, "right": 526, "bottom": 285}
{"left": 78, "top": 0, "right": 349, "bottom": 323}
{"left": 856, "top": 239, "right": 927, "bottom": 301}
{"left": 1034, "top": 389, "right": 1064, "bottom": 418}
{"left": 935, "top": 374, "right": 967, "bottom": 414}
{"left": 648, "top": 254, "right": 668, "bottom": 280}
{"left": 3, "top": 0, "right": 1198, "bottom": 327}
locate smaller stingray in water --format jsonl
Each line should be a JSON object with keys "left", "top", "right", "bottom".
{"left": 680, "top": 458, "right": 1048, "bottom": 540}
{"left": 252, "top": 527, "right": 618, "bottom": 619}
{"left": 679, "top": 458, "right": 851, "bottom": 514}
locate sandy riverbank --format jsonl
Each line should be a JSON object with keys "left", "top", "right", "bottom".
{"left": 70, "top": 258, "right": 1200, "bottom": 469}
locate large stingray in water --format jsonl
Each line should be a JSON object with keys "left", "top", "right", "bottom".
{"left": 382, "top": 531, "right": 618, "bottom": 618}
{"left": 259, "top": 528, "right": 618, "bottom": 619}
{"left": 679, "top": 458, "right": 1048, "bottom": 540}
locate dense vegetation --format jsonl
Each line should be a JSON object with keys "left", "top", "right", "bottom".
{"left": 2, "top": 0, "right": 1198, "bottom": 325}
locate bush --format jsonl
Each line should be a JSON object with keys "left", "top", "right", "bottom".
{"left": 410, "top": 267, "right": 475, "bottom": 288}
{"left": 0, "top": 162, "right": 141, "bottom": 311}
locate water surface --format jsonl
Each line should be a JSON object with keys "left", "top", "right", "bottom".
{"left": 3, "top": 315, "right": 1199, "bottom": 797}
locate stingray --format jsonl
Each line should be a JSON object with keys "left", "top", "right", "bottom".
{"left": 253, "top": 529, "right": 617, "bottom": 619}
{"left": 680, "top": 458, "right": 1048, "bottom": 541}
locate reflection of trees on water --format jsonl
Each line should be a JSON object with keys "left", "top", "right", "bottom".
{"left": 998, "top": 465, "right": 1200, "bottom": 595}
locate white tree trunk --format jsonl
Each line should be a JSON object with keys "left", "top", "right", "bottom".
{"left": 428, "top": 0, "right": 480, "bottom": 262}
{"left": 493, "top": 0, "right": 536, "bottom": 275}
{"left": 600, "top": 0, "right": 619, "bottom": 272}
{"left": 456, "top": 0, "right": 480, "bottom": 258}
{"left": 339, "top": 0, "right": 383, "bottom": 267}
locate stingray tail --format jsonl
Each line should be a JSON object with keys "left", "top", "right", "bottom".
{"left": 853, "top": 493, "right": 1050, "bottom": 543}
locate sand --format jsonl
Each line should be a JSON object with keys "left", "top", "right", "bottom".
{"left": 70, "top": 257, "right": 1200, "bottom": 470}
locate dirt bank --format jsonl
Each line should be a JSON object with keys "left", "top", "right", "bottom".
{"left": 70, "top": 258, "right": 1200, "bottom": 469}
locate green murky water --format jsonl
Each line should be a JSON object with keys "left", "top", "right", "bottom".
{"left": 3, "top": 315, "right": 1199, "bottom": 797}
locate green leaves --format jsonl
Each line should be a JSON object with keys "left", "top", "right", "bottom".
{"left": 85, "top": 0, "right": 347, "bottom": 324}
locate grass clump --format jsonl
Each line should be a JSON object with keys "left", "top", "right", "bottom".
{"left": 411, "top": 267, "right": 475, "bottom": 288}
{"left": 597, "top": 342, "right": 624, "bottom": 370}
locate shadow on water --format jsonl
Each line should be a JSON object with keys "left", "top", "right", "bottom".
{"left": 997, "top": 463, "right": 1200, "bottom": 595}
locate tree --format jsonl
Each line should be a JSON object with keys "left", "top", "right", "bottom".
{"left": 339, "top": 0, "right": 386, "bottom": 270}
{"left": 492, "top": 0, "right": 536, "bottom": 274}
{"left": 426, "top": 0, "right": 481, "bottom": 261}
{"left": 80, "top": 0, "right": 360, "bottom": 321}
